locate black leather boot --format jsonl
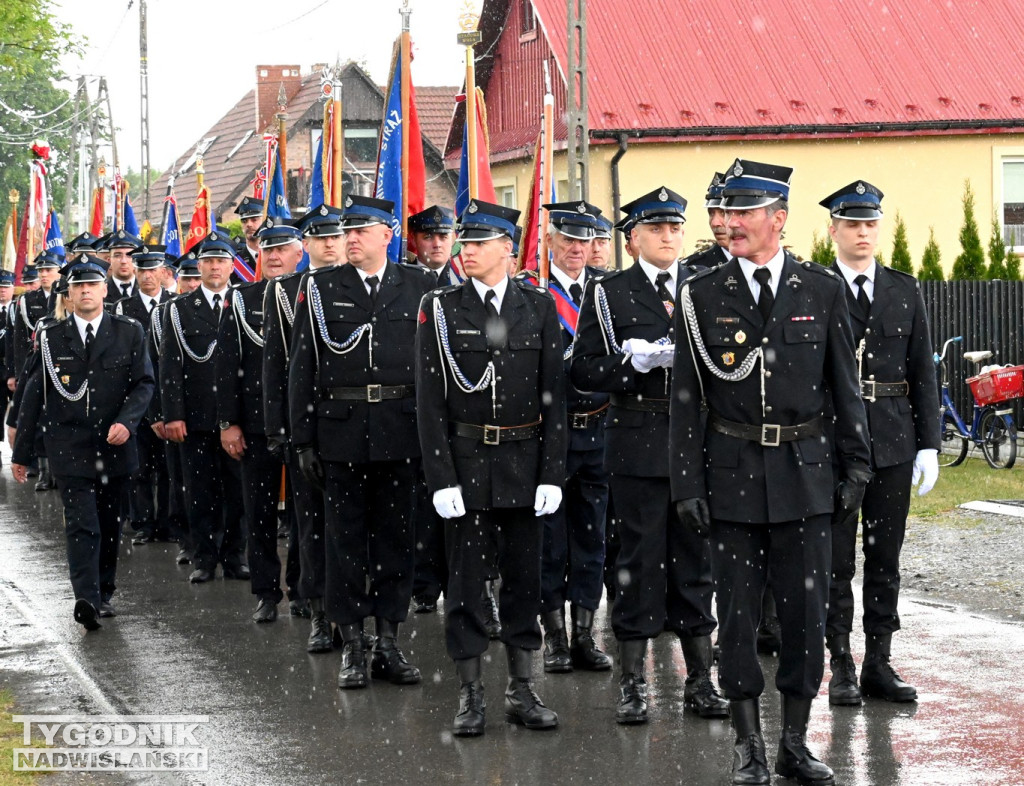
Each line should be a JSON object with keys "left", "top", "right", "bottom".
{"left": 826, "top": 633, "right": 862, "bottom": 706}
{"left": 615, "top": 639, "right": 648, "bottom": 724}
{"left": 337, "top": 623, "right": 369, "bottom": 690}
{"left": 306, "top": 598, "right": 333, "bottom": 654}
{"left": 481, "top": 580, "right": 501, "bottom": 640}
{"left": 569, "top": 605, "right": 612, "bottom": 670}
{"left": 453, "top": 657, "right": 485, "bottom": 737}
{"left": 680, "top": 634, "right": 729, "bottom": 718}
{"left": 861, "top": 633, "right": 917, "bottom": 702}
{"left": 35, "top": 458, "right": 56, "bottom": 491}
{"left": 504, "top": 647, "right": 558, "bottom": 729}
{"left": 542, "top": 608, "right": 572, "bottom": 673}
{"left": 371, "top": 619, "right": 421, "bottom": 685}
{"left": 730, "top": 699, "right": 769, "bottom": 785}
{"left": 775, "top": 695, "right": 835, "bottom": 785}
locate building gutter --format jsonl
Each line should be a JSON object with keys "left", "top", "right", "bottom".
{"left": 610, "top": 133, "right": 628, "bottom": 270}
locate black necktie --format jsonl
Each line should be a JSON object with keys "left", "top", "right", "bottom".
{"left": 484, "top": 289, "right": 500, "bottom": 319}
{"left": 854, "top": 274, "right": 871, "bottom": 314}
{"left": 569, "top": 282, "right": 583, "bottom": 306}
{"left": 212, "top": 293, "right": 221, "bottom": 311}
{"left": 366, "top": 275, "right": 379, "bottom": 307}
{"left": 656, "top": 271, "right": 674, "bottom": 312}
{"left": 147, "top": 297, "right": 156, "bottom": 314}
{"left": 753, "top": 267, "right": 774, "bottom": 322}
{"left": 85, "top": 323, "right": 94, "bottom": 356}
{"left": 121, "top": 283, "right": 131, "bottom": 298}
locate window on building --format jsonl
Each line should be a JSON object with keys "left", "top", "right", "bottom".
{"left": 520, "top": 0, "right": 537, "bottom": 40}
{"left": 178, "top": 136, "right": 217, "bottom": 174}
{"left": 495, "top": 184, "right": 517, "bottom": 209}
{"left": 344, "top": 128, "right": 378, "bottom": 163}
{"left": 226, "top": 130, "right": 254, "bottom": 161}
{"left": 1003, "top": 159, "right": 1024, "bottom": 249}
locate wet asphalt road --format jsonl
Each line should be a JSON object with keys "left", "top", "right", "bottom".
{"left": 1, "top": 467, "right": 1024, "bottom": 786}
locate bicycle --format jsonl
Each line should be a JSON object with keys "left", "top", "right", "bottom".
{"left": 936, "top": 336, "right": 1022, "bottom": 469}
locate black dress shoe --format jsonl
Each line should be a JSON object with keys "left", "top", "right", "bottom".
{"left": 337, "top": 643, "right": 369, "bottom": 689}
{"left": 98, "top": 601, "right": 116, "bottom": 618}
{"left": 222, "top": 564, "right": 251, "bottom": 580}
{"left": 73, "top": 599, "right": 102, "bottom": 631}
{"left": 189, "top": 568, "right": 214, "bottom": 584}
{"left": 252, "top": 598, "right": 278, "bottom": 623}
{"left": 131, "top": 532, "right": 153, "bottom": 545}
{"left": 176, "top": 549, "right": 192, "bottom": 565}
{"left": 412, "top": 596, "right": 437, "bottom": 614}
{"left": 289, "top": 599, "right": 312, "bottom": 618}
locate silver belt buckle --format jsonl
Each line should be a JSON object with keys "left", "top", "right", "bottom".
{"left": 861, "top": 380, "right": 876, "bottom": 402}
{"left": 571, "top": 413, "right": 588, "bottom": 429}
{"left": 483, "top": 424, "right": 501, "bottom": 445}
{"left": 760, "top": 423, "right": 781, "bottom": 447}
{"left": 366, "top": 384, "right": 383, "bottom": 403}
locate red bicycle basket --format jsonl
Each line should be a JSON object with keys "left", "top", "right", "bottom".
{"left": 967, "top": 365, "right": 1024, "bottom": 405}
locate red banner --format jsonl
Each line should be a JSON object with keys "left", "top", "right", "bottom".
{"left": 184, "top": 184, "right": 211, "bottom": 252}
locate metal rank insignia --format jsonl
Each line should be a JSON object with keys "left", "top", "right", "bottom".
{"left": 721, "top": 351, "right": 735, "bottom": 366}
{"left": 724, "top": 275, "right": 739, "bottom": 290}
{"left": 61, "top": 375, "right": 70, "bottom": 384}
{"left": 734, "top": 330, "right": 746, "bottom": 343}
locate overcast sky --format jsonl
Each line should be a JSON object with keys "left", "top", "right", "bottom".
{"left": 54, "top": 0, "right": 473, "bottom": 172}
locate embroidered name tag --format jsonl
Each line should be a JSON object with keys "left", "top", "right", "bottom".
{"left": 57, "top": 356, "right": 75, "bottom": 361}
{"left": 456, "top": 329, "right": 481, "bottom": 335}
{"left": 332, "top": 302, "right": 356, "bottom": 308}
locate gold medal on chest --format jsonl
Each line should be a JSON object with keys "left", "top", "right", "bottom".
{"left": 721, "top": 351, "right": 735, "bottom": 366}
{"left": 734, "top": 330, "right": 746, "bottom": 344}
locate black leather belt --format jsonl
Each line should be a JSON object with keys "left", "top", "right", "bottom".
{"left": 569, "top": 403, "right": 610, "bottom": 429}
{"left": 452, "top": 420, "right": 541, "bottom": 446}
{"left": 610, "top": 394, "right": 670, "bottom": 414}
{"left": 860, "top": 380, "right": 909, "bottom": 401}
{"left": 323, "top": 385, "right": 414, "bottom": 403}
{"left": 709, "top": 413, "right": 824, "bottom": 448}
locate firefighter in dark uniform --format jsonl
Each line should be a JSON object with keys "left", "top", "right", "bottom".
{"left": 588, "top": 214, "right": 613, "bottom": 269}
{"left": 571, "top": 186, "right": 725, "bottom": 726}
{"left": 116, "top": 244, "right": 175, "bottom": 545}
{"left": 13, "top": 250, "right": 63, "bottom": 490}
{"left": 289, "top": 195, "right": 433, "bottom": 690}
{"left": 104, "top": 231, "right": 143, "bottom": 305}
{"left": 237, "top": 195, "right": 265, "bottom": 263}
{"left": 159, "top": 232, "right": 248, "bottom": 584}
{"left": 11, "top": 254, "right": 154, "bottom": 631}
{"left": 263, "top": 204, "right": 344, "bottom": 651}
{"left": 0, "top": 271, "right": 14, "bottom": 417}
{"left": 526, "top": 200, "right": 613, "bottom": 675}
{"left": 217, "top": 218, "right": 304, "bottom": 623}
{"left": 670, "top": 159, "right": 872, "bottom": 786}
{"left": 416, "top": 199, "right": 567, "bottom": 737}
{"left": 820, "top": 181, "right": 939, "bottom": 707}
{"left": 683, "top": 172, "right": 733, "bottom": 269}
{"left": 405, "top": 205, "right": 457, "bottom": 614}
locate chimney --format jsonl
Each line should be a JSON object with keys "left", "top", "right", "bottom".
{"left": 255, "top": 65, "right": 302, "bottom": 132}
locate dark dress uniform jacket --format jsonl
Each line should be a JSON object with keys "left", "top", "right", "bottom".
{"left": 570, "top": 261, "right": 693, "bottom": 477}
{"left": 682, "top": 244, "right": 729, "bottom": 269}
{"left": 106, "top": 279, "right": 137, "bottom": 305}
{"left": 262, "top": 271, "right": 305, "bottom": 441}
{"left": 13, "top": 314, "right": 155, "bottom": 477}
{"left": 416, "top": 278, "right": 568, "bottom": 509}
{"left": 13, "top": 288, "right": 51, "bottom": 380}
{"left": 836, "top": 262, "right": 939, "bottom": 469}
{"left": 115, "top": 289, "right": 173, "bottom": 327}
{"left": 289, "top": 262, "right": 434, "bottom": 463}
{"left": 159, "top": 290, "right": 224, "bottom": 431}
{"left": 216, "top": 280, "right": 269, "bottom": 435}
{"left": 669, "top": 254, "right": 871, "bottom": 523}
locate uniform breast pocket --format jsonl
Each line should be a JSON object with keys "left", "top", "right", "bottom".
{"left": 386, "top": 310, "right": 418, "bottom": 342}
{"left": 882, "top": 321, "right": 912, "bottom": 342}
{"left": 102, "top": 353, "right": 131, "bottom": 371}
{"left": 453, "top": 333, "right": 488, "bottom": 353}
{"left": 508, "top": 332, "right": 541, "bottom": 351}
{"left": 783, "top": 323, "right": 826, "bottom": 344}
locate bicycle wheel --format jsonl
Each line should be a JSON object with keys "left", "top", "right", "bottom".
{"left": 980, "top": 408, "right": 1017, "bottom": 469}
{"left": 938, "top": 414, "right": 968, "bottom": 467}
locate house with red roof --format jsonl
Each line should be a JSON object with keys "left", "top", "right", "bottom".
{"left": 448, "top": 0, "right": 1024, "bottom": 269}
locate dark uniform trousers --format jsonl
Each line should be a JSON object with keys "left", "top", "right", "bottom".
{"left": 12, "top": 314, "right": 154, "bottom": 611}
{"left": 416, "top": 277, "right": 568, "bottom": 662}
{"left": 289, "top": 263, "right": 435, "bottom": 627}
{"left": 264, "top": 273, "right": 325, "bottom": 601}
{"left": 571, "top": 261, "right": 715, "bottom": 640}
{"left": 412, "top": 473, "right": 448, "bottom": 603}
{"left": 826, "top": 260, "right": 937, "bottom": 639}
{"left": 670, "top": 255, "right": 871, "bottom": 703}
{"left": 240, "top": 433, "right": 291, "bottom": 603}
{"left": 181, "top": 433, "right": 246, "bottom": 572}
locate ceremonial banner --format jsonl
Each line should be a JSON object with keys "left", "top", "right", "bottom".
{"left": 454, "top": 88, "right": 495, "bottom": 218}
{"left": 44, "top": 209, "right": 65, "bottom": 259}
{"left": 162, "top": 193, "right": 182, "bottom": 258}
{"left": 183, "top": 184, "right": 211, "bottom": 253}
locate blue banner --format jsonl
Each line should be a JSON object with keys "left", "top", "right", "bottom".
{"left": 163, "top": 198, "right": 182, "bottom": 258}
{"left": 44, "top": 209, "right": 65, "bottom": 259}
{"left": 455, "top": 118, "right": 470, "bottom": 219}
{"left": 309, "top": 132, "right": 324, "bottom": 209}
{"left": 267, "top": 148, "right": 291, "bottom": 219}
{"left": 374, "top": 48, "right": 405, "bottom": 263}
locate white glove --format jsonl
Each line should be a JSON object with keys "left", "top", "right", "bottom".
{"left": 653, "top": 345, "right": 676, "bottom": 369}
{"left": 622, "top": 338, "right": 661, "bottom": 373}
{"left": 534, "top": 484, "right": 563, "bottom": 516}
{"left": 912, "top": 448, "right": 939, "bottom": 496}
{"left": 433, "top": 486, "right": 466, "bottom": 519}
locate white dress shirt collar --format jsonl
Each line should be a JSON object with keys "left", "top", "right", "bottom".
{"left": 737, "top": 248, "right": 786, "bottom": 299}
{"left": 550, "top": 264, "right": 586, "bottom": 294}
{"left": 74, "top": 312, "right": 104, "bottom": 345}
{"left": 200, "top": 284, "right": 227, "bottom": 309}
{"left": 471, "top": 275, "right": 509, "bottom": 313}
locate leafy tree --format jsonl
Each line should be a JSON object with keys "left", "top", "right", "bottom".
{"left": 950, "top": 180, "right": 986, "bottom": 279}
{"left": 0, "top": 0, "right": 80, "bottom": 77}
{"left": 986, "top": 213, "right": 1010, "bottom": 280}
{"left": 918, "top": 228, "right": 945, "bottom": 281}
{"left": 1006, "top": 232, "right": 1021, "bottom": 281}
{"left": 890, "top": 212, "right": 913, "bottom": 273}
{"left": 809, "top": 230, "right": 833, "bottom": 266}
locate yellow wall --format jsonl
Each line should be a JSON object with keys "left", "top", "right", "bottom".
{"left": 490, "top": 134, "right": 1024, "bottom": 272}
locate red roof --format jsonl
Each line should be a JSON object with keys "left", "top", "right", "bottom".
{"left": 519, "top": 0, "right": 1024, "bottom": 137}
{"left": 415, "top": 86, "right": 459, "bottom": 152}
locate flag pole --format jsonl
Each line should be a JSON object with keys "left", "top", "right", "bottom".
{"left": 276, "top": 84, "right": 288, "bottom": 198}
{"left": 457, "top": 11, "right": 482, "bottom": 201}
{"left": 259, "top": 140, "right": 275, "bottom": 223}
{"left": 331, "top": 74, "right": 343, "bottom": 206}
{"left": 196, "top": 155, "right": 208, "bottom": 231}
{"left": 400, "top": 2, "right": 412, "bottom": 251}
{"left": 26, "top": 161, "right": 36, "bottom": 265}
{"left": 538, "top": 62, "right": 554, "bottom": 289}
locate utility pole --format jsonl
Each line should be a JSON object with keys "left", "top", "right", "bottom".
{"left": 566, "top": 0, "right": 589, "bottom": 200}
{"left": 62, "top": 77, "right": 88, "bottom": 235}
{"left": 139, "top": 0, "right": 151, "bottom": 219}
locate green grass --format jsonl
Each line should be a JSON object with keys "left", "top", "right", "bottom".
{"left": 0, "top": 689, "right": 46, "bottom": 784}
{"left": 910, "top": 454, "right": 1023, "bottom": 518}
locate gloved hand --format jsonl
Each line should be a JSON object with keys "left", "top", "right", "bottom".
{"left": 433, "top": 487, "right": 466, "bottom": 519}
{"left": 622, "top": 338, "right": 662, "bottom": 373}
{"left": 912, "top": 448, "right": 939, "bottom": 496}
{"left": 652, "top": 345, "right": 676, "bottom": 369}
{"left": 833, "top": 467, "right": 873, "bottom": 527}
{"left": 676, "top": 497, "right": 710, "bottom": 537}
{"left": 295, "top": 446, "right": 325, "bottom": 491}
{"left": 267, "top": 435, "right": 287, "bottom": 459}
{"left": 534, "top": 484, "right": 563, "bottom": 516}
